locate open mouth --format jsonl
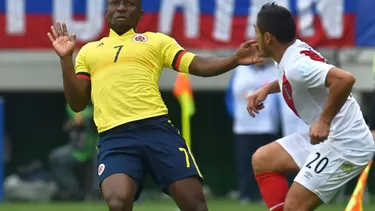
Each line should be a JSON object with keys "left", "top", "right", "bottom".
{"left": 116, "top": 17, "right": 127, "bottom": 20}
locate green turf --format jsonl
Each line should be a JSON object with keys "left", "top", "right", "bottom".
{"left": 1, "top": 200, "right": 374, "bottom": 211}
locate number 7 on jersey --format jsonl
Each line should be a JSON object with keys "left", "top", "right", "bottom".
{"left": 114, "top": 45, "right": 124, "bottom": 63}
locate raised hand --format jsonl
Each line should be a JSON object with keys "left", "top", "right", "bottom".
{"left": 47, "top": 22, "right": 76, "bottom": 58}
{"left": 236, "top": 40, "right": 264, "bottom": 65}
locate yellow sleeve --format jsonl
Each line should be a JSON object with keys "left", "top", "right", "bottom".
{"left": 158, "top": 33, "right": 196, "bottom": 73}
{"left": 75, "top": 44, "right": 91, "bottom": 80}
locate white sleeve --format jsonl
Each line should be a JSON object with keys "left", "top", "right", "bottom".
{"left": 292, "top": 58, "right": 334, "bottom": 88}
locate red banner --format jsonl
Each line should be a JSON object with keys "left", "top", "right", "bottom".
{"left": 0, "top": 0, "right": 355, "bottom": 49}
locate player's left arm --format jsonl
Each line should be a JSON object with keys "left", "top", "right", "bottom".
{"left": 160, "top": 34, "right": 261, "bottom": 77}
{"left": 320, "top": 67, "right": 355, "bottom": 123}
{"left": 297, "top": 58, "right": 355, "bottom": 124}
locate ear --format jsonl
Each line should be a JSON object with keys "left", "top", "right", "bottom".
{"left": 264, "top": 32, "right": 272, "bottom": 44}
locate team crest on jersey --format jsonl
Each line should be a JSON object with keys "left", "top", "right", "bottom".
{"left": 98, "top": 164, "right": 105, "bottom": 176}
{"left": 132, "top": 34, "right": 148, "bottom": 43}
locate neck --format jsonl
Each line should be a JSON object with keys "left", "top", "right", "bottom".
{"left": 112, "top": 27, "right": 133, "bottom": 36}
{"left": 270, "top": 39, "right": 296, "bottom": 63}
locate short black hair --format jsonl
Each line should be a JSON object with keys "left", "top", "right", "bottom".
{"left": 257, "top": 2, "right": 296, "bottom": 44}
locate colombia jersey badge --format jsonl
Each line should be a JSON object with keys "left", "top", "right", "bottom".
{"left": 98, "top": 164, "right": 105, "bottom": 176}
{"left": 132, "top": 34, "right": 148, "bottom": 43}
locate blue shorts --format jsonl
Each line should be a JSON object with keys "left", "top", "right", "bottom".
{"left": 97, "top": 115, "right": 203, "bottom": 200}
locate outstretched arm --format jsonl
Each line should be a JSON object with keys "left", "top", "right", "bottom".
{"left": 160, "top": 35, "right": 263, "bottom": 77}
{"left": 188, "top": 41, "right": 263, "bottom": 77}
{"left": 188, "top": 55, "right": 239, "bottom": 77}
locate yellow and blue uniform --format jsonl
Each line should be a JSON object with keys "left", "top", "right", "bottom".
{"left": 75, "top": 29, "right": 202, "bottom": 199}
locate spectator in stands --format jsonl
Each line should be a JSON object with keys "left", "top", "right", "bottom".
{"left": 225, "top": 58, "right": 280, "bottom": 203}
{"left": 49, "top": 104, "right": 96, "bottom": 201}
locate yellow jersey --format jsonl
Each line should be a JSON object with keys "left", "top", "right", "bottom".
{"left": 75, "top": 29, "right": 196, "bottom": 133}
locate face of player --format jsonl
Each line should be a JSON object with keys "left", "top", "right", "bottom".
{"left": 106, "top": 0, "right": 143, "bottom": 35}
{"left": 254, "top": 24, "right": 272, "bottom": 57}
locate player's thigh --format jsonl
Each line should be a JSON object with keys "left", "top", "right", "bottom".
{"left": 98, "top": 149, "right": 147, "bottom": 202}
{"left": 252, "top": 133, "right": 311, "bottom": 174}
{"left": 287, "top": 143, "right": 367, "bottom": 209}
{"left": 142, "top": 120, "right": 205, "bottom": 208}
{"left": 168, "top": 177, "right": 207, "bottom": 211}
{"left": 101, "top": 173, "right": 137, "bottom": 210}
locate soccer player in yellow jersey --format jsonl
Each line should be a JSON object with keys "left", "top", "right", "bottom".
{"left": 47, "top": 0, "right": 263, "bottom": 210}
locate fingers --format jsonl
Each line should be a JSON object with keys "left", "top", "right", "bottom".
{"left": 246, "top": 106, "right": 259, "bottom": 117}
{"left": 246, "top": 103, "right": 260, "bottom": 117}
{"left": 248, "top": 39, "right": 257, "bottom": 45}
{"left": 48, "top": 22, "right": 72, "bottom": 43}
{"left": 71, "top": 33, "right": 77, "bottom": 42}
{"left": 256, "top": 103, "right": 265, "bottom": 110}
{"left": 242, "top": 40, "right": 257, "bottom": 48}
{"left": 62, "top": 23, "right": 69, "bottom": 37}
{"left": 51, "top": 26, "right": 59, "bottom": 39}
{"left": 253, "top": 57, "right": 264, "bottom": 64}
{"left": 47, "top": 32, "right": 55, "bottom": 43}
{"left": 309, "top": 132, "right": 327, "bottom": 145}
{"left": 246, "top": 106, "right": 255, "bottom": 117}
{"left": 310, "top": 137, "right": 325, "bottom": 145}
{"left": 55, "top": 21, "right": 63, "bottom": 36}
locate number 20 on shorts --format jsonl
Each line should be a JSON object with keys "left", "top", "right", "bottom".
{"left": 305, "top": 152, "right": 329, "bottom": 174}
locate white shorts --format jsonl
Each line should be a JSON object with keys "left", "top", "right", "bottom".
{"left": 277, "top": 132, "right": 374, "bottom": 203}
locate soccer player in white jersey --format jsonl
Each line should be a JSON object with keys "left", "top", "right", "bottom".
{"left": 247, "top": 2, "right": 375, "bottom": 211}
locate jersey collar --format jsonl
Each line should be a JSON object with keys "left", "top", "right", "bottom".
{"left": 109, "top": 28, "right": 136, "bottom": 38}
{"left": 278, "top": 39, "right": 298, "bottom": 69}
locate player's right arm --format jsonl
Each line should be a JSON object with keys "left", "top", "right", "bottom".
{"left": 246, "top": 80, "right": 279, "bottom": 117}
{"left": 262, "top": 80, "right": 280, "bottom": 94}
{"left": 47, "top": 22, "right": 90, "bottom": 112}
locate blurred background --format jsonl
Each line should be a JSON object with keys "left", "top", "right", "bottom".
{"left": 1, "top": 0, "right": 375, "bottom": 210}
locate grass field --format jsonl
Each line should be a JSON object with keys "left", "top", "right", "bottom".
{"left": 1, "top": 200, "right": 375, "bottom": 211}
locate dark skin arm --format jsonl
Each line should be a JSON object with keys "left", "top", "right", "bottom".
{"left": 188, "top": 41, "right": 263, "bottom": 77}
{"left": 48, "top": 22, "right": 90, "bottom": 112}
{"left": 188, "top": 55, "right": 239, "bottom": 77}
{"left": 60, "top": 56, "right": 91, "bottom": 112}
